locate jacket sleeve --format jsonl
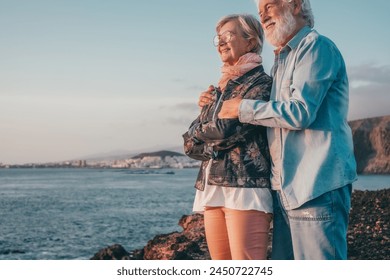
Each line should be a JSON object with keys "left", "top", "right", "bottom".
{"left": 182, "top": 131, "right": 214, "bottom": 161}
{"left": 187, "top": 78, "right": 271, "bottom": 151}
{"left": 182, "top": 112, "right": 217, "bottom": 161}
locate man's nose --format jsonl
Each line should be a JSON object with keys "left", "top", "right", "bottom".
{"left": 260, "top": 13, "right": 270, "bottom": 24}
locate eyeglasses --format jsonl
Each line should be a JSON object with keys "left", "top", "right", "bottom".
{"left": 213, "top": 31, "right": 235, "bottom": 47}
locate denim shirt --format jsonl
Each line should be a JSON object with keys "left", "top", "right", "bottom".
{"left": 239, "top": 26, "right": 357, "bottom": 210}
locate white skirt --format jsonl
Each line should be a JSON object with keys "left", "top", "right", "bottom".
{"left": 192, "top": 160, "right": 273, "bottom": 213}
{"left": 192, "top": 185, "right": 273, "bottom": 213}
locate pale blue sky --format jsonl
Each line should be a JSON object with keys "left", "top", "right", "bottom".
{"left": 1, "top": 0, "right": 389, "bottom": 164}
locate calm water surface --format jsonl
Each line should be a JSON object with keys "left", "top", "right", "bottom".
{"left": 0, "top": 168, "right": 196, "bottom": 260}
{"left": 0, "top": 168, "right": 388, "bottom": 260}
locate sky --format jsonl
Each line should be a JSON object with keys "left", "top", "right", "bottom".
{"left": 1, "top": 0, "right": 389, "bottom": 164}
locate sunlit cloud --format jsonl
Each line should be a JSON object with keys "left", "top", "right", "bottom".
{"left": 349, "top": 64, "right": 390, "bottom": 88}
{"left": 348, "top": 64, "right": 390, "bottom": 120}
{"left": 186, "top": 85, "right": 205, "bottom": 91}
{"left": 172, "top": 78, "right": 185, "bottom": 83}
{"left": 159, "top": 102, "right": 198, "bottom": 113}
{"left": 158, "top": 102, "right": 199, "bottom": 127}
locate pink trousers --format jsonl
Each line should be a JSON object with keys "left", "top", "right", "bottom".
{"left": 204, "top": 207, "right": 272, "bottom": 260}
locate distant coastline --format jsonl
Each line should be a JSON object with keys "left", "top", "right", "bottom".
{"left": 2, "top": 115, "right": 389, "bottom": 174}
{"left": 0, "top": 150, "right": 201, "bottom": 169}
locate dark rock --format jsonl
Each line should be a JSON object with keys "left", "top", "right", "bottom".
{"left": 92, "top": 189, "right": 389, "bottom": 260}
{"left": 347, "top": 189, "right": 389, "bottom": 260}
{"left": 141, "top": 214, "right": 210, "bottom": 260}
{"left": 90, "top": 244, "right": 131, "bottom": 260}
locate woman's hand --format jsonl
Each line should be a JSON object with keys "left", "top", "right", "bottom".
{"left": 198, "top": 85, "right": 217, "bottom": 108}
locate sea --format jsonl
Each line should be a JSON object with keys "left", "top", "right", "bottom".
{"left": 0, "top": 168, "right": 389, "bottom": 260}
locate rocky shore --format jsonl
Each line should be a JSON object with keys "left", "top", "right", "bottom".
{"left": 91, "top": 189, "right": 389, "bottom": 260}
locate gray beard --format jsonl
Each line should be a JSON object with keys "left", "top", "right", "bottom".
{"left": 265, "top": 10, "right": 297, "bottom": 47}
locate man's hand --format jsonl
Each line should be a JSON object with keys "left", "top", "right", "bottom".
{"left": 218, "top": 96, "right": 242, "bottom": 119}
{"left": 198, "top": 85, "right": 216, "bottom": 108}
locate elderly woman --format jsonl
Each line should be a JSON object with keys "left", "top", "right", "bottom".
{"left": 183, "top": 14, "right": 272, "bottom": 260}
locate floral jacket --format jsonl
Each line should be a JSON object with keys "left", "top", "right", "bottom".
{"left": 183, "top": 66, "right": 272, "bottom": 191}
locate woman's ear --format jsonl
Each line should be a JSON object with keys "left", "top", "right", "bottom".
{"left": 247, "top": 38, "right": 255, "bottom": 52}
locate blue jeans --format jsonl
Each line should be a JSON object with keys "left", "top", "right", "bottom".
{"left": 271, "top": 185, "right": 352, "bottom": 260}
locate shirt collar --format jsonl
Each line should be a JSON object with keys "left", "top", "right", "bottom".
{"left": 274, "top": 25, "right": 312, "bottom": 54}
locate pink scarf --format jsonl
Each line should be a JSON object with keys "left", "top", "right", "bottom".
{"left": 218, "top": 52, "right": 262, "bottom": 91}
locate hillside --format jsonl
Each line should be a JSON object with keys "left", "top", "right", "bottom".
{"left": 131, "top": 150, "right": 185, "bottom": 159}
{"left": 349, "top": 115, "right": 390, "bottom": 174}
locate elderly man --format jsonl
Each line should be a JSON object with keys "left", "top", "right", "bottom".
{"left": 211, "top": 0, "right": 357, "bottom": 259}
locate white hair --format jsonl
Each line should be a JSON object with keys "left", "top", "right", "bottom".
{"left": 216, "top": 14, "right": 264, "bottom": 54}
{"left": 292, "top": 0, "right": 314, "bottom": 28}
{"left": 254, "top": 0, "right": 315, "bottom": 28}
